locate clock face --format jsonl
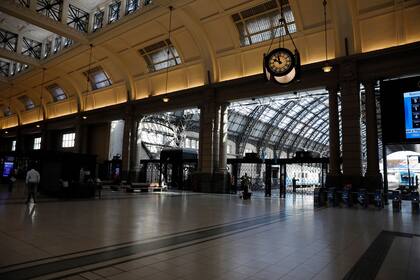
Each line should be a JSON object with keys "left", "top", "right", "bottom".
{"left": 265, "top": 48, "right": 295, "bottom": 76}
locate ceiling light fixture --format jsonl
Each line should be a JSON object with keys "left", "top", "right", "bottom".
{"left": 82, "top": 116, "right": 87, "bottom": 120}
{"left": 162, "top": 97, "right": 169, "bottom": 103}
{"left": 322, "top": 0, "right": 332, "bottom": 73}
{"left": 36, "top": 124, "right": 40, "bottom": 128}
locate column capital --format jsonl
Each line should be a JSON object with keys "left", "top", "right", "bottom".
{"left": 362, "top": 80, "right": 377, "bottom": 90}
{"left": 339, "top": 60, "right": 358, "bottom": 83}
{"left": 326, "top": 84, "right": 339, "bottom": 93}
{"left": 218, "top": 101, "right": 230, "bottom": 108}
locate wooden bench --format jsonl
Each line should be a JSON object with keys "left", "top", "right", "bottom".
{"left": 127, "top": 182, "right": 161, "bottom": 193}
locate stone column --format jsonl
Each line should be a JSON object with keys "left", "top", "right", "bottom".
{"left": 340, "top": 61, "right": 362, "bottom": 185}
{"left": 16, "top": 128, "right": 24, "bottom": 154}
{"left": 327, "top": 85, "right": 340, "bottom": 176}
{"left": 40, "top": 125, "right": 48, "bottom": 151}
{"left": 198, "top": 101, "right": 215, "bottom": 173}
{"left": 212, "top": 104, "right": 220, "bottom": 172}
{"left": 61, "top": 0, "right": 70, "bottom": 24}
{"left": 129, "top": 118, "right": 139, "bottom": 181}
{"left": 364, "top": 80, "right": 381, "bottom": 191}
{"left": 74, "top": 120, "right": 82, "bottom": 153}
{"left": 365, "top": 81, "right": 379, "bottom": 175}
{"left": 218, "top": 103, "right": 229, "bottom": 171}
{"left": 122, "top": 112, "right": 133, "bottom": 180}
{"left": 74, "top": 117, "right": 88, "bottom": 154}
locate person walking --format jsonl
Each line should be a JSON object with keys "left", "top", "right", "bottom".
{"left": 26, "top": 166, "right": 40, "bottom": 204}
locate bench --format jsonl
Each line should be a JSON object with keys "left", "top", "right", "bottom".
{"left": 127, "top": 182, "right": 161, "bottom": 193}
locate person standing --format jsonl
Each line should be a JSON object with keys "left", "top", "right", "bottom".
{"left": 26, "top": 166, "right": 40, "bottom": 204}
{"left": 8, "top": 169, "right": 16, "bottom": 192}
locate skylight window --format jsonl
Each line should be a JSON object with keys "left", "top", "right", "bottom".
{"left": 67, "top": 4, "right": 89, "bottom": 33}
{"left": 93, "top": 11, "right": 104, "bottom": 32}
{"left": 0, "top": 28, "right": 18, "bottom": 52}
{"left": 18, "top": 95, "right": 35, "bottom": 110}
{"left": 22, "top": 37, "right": 42, "bottom": 59}
{"left": 47, "top": 84, "right": 67, "bottom": 101}
{"left": 126, "top": 0, "right": 152, "bottom": 15}
{"left": 108, "top": 1, "right": 121, "bottom": 24}
{"left": 0, "top": 61, "right": 10, "bottom": 77}
{"left": 53, "top": 36, "right": 62, "bottom": 53}
{"left": 126, "top": 0, "right": 139, "bottom": 15}
{"left": 139, "top": 39, "right": 181, "bottom": 72}
{"left": 232, "top": 0, "right": 296, "bottom": 46}
{"left": 84, "top": 66, "right": 112, "bottom": 90}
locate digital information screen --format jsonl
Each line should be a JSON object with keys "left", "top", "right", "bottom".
{"left": 2, "top": 162, "right": 14, "bottom": 177}
{"left": 404, "top": 91, "right": 420, "bottom": 139}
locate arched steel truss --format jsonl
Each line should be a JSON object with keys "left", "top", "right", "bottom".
{"left": 139, "top": 91, "right": 338, "bottom": 160}
{"left": 228, "top": 91, "right": 333, "bottom": 157}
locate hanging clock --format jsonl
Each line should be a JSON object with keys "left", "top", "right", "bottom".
{"left": 263, "top": 48, "right": 301, "bottom": 85}
{"left": 264, "top": 48, "right": 295, "bottom": 76}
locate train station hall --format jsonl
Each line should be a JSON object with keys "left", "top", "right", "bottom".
{"left": 0, "top": 0, "right": 420, "bottom": 279}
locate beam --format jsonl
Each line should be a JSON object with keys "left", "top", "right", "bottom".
{"left": 0, "top": 1, "right": 89, "bottom": 44}
{"left": 0, "top": 48, "right": 41, "bottom": 67}
{"left": 0, "top": 76, "right": 9, "bottom": 84}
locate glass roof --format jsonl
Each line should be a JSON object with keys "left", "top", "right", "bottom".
{"left": 137, "top": 89, "right": 346, "bottom": 159}
{"left": 228, "top": 89, "right": 336, "bottom": 156}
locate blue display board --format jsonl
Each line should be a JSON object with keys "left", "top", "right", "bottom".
{"left": 2, "top": 162, "right": 14, "bottom": 178}
{"left": 404, "top": 91, "right": 420, "bottom": 139}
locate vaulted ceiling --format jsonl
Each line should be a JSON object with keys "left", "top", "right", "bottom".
{"left": 0, "top": 0, "right": 419, "bottom": 129}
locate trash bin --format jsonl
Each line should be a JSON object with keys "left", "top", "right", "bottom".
{"left": 412, "top": 191, "right": 419, "bottom": 213}
{"left": 374, "top": 190, "right": 383, "bottom": 208}
{"left": 314, "top": 187, "right": 326, "bottom": 207}
{"left": 392, "top": 190, "right": 401, "bottom": 212}
{"left": 357, "top": 189, "right": 368, "bottom": 208}
{"left": 342, "top": 184, "right": 352, "bottom": 207}
{"left": 327, "top": 188, "right": 337, "bottom": 207}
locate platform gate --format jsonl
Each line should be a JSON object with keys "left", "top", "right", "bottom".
{"left": 228, "top": 158, "right": 328, "bottom": 197}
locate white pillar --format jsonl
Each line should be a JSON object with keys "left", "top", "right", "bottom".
{"left": 61, "top": 0, "right": 70, "bottom": 24}
{"left": 61, "top": 36, "right": 67, "bottom": 48}
{"left": 340, "top": 62, "right": 362, "bottom": 177}
{"left": 8, "top": 62, "right": 14, "bottom": 76}
{"left": 364, "top": 81, "right": 380, "bottom": 177}
{"left": 327, "top": 85, "right": 340, "bottom": 176}
{"left": 41, "top": 41, "right": 47, "bottom": 58}
{"left": 50, "top": 35, "right": 56, "bottom": 54}
{"left": 218, "top": 103, "right": 228, "bottom": 171}
{"left": 16, "top": 34, "right": 24, "bottom": 54}
{"left": 103, "top": 4, "right": 110, "bottom": 26}
{"left": 88, "top": 12, "right": 95, "bottom": 33}
{"left": 212, "top": 104, "right": 220, "bottom": 172}
{"left": 119, "top": 0, "right": 127, "bottom": 18}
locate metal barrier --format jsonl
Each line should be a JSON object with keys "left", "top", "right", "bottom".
{"left": 228, "top": 157, "right": 329, "bottom": 197}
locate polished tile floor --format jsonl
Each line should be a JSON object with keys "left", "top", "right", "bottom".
{"left": 0, "top": 183, "right": 419, "bottom": 280}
